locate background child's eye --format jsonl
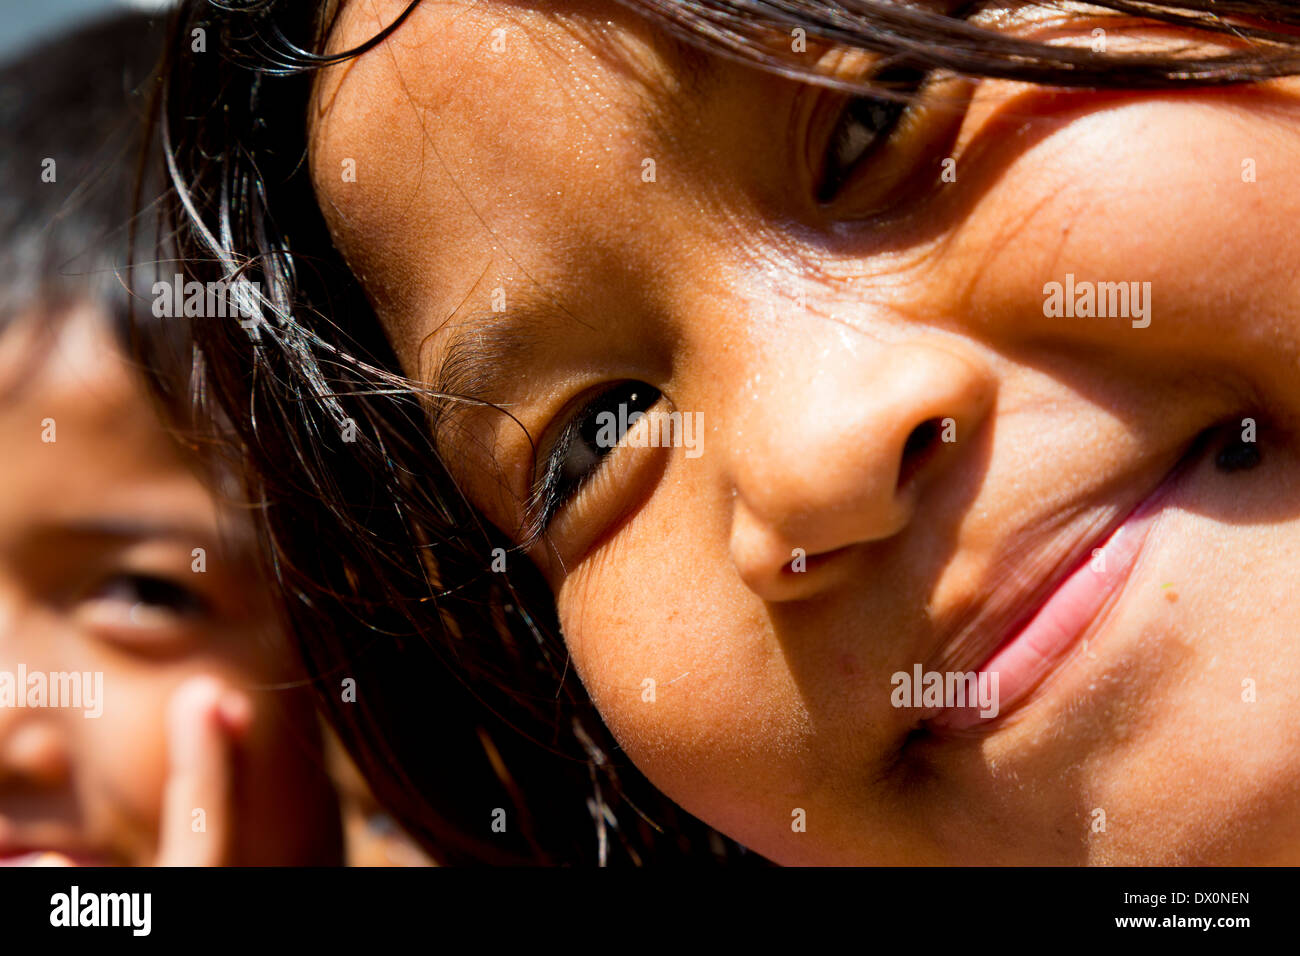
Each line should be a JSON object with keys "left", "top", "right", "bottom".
{"left": 85, "top": 573, "right": 209, "bottom": 623}
{"left": 531, "top": 381, "right": 662, "bottom": 529}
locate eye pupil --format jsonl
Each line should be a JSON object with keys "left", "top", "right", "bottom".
{"left": 817, "top": 67, "right": 927, "bottom": 205}
{"left": 100, "top": 574, "right": 205, "bottom": 617}
{"left": 819, "top": 95, "right": 906, "bottom": 203}
{"left": 575, "top": 383, "right": 658, "bottom": 458}
{"left": 1216, "top": 439, "right": 1261, "bottom": 473}
{"left": 547, "top": 381, "right": 661, "bottom": 513}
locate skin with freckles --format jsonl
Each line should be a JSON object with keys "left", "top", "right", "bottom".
{"left": 0, "top": 306, "right": 341, "bottom": 866}
{"left": 309, "top": 0, "right": 1300, "bottom": 863}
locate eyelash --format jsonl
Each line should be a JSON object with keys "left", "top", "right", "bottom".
{"left": 814, "top": 0, "right": 986, "bottom": 205}
{"left": 816, "top": 68, "right": 928, "bottom": 204}
{"left": 527, "top": 381, "right": 662, "bottom": 533}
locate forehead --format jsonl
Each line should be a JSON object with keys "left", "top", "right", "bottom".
{"left": 0, "top": 306, "right": 218, "bottom": 529}
{"left": 319, "top": 0, "right": 709, "bottom": 97}
{"left": 308, "top": 0, "right": 728, "bottom": 365}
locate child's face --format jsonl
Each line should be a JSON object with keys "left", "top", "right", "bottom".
{"left": 0, "top": 305, "right": 338, "bottom": 865}
{"left": 310, "top": 1, "right": 1300, "bottom": 863}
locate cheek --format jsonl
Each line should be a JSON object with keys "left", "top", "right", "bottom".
{"left": 1100, "top": 521, "right": 1300, "bottom": 862}
{"left": 81, "top": 661, "right": 269, "bottom": 830}
{"left": 77, "top": 646, "right": 332, "bottom": 861}
{"left": 82, "top": 669, "right": 173, "bottom": 825}
{"left": 974, "top": 465, "right": 1300, "bottom": 861}
{"left": 937, "top": 93, "right": 1300, "bottom": 372}
{"left": 554, "top": 487, "right": 824, "bottom": 836}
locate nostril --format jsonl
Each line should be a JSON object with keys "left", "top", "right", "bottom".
{"left": 898, "top": 417, "right": 943, "bottom": 489}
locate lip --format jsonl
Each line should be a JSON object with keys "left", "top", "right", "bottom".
{"left": 0, "top": 849, "right": 105, "bottom": 866}
{"left": 0, "top": 829, "right": 117, "bottom": 867}
{"left": 926, "top": 447, "right": 1198, "bottom": 732}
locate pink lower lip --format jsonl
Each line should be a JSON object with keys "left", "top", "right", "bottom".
{"left": 933, "top": 498, "right": 1165, "bottom": 731}
{"left": 0, "top": 851, "right": 76, "bottom": 866}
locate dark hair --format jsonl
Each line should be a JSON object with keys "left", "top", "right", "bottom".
{"left": 0, "top": 10, "right": 169, "bottom": 344}
{"left": 158, "top": 0, "right": 1300, "bottom": 865}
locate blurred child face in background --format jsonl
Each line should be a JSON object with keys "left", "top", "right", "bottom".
{"left": 310, "top": 1, "right": 1300, "bottom": 863}
{"left": 0, "top": 303, "right": 339, "bottom": 866}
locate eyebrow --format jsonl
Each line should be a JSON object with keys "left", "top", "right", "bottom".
{"left": 426, "top": 33, "right": 719, "bottom": 411}
{"left": 665, "top": 30, "right": 720, "bottom": 95}
{"left": 4, "top": 517, "right": 226, "bottom": 579}
{"left": 427, "top": 4, "right": 978, "bottom": 411}
{"left": 430, "top": 293, "right": 593, "bottom": 411}
{"left": 29, "top": 518, "right": 221, "bottom": 549}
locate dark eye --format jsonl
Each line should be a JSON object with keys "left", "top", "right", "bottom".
{"left": 818, "top": 96, "right": 907, "bottom": 202}
{"left": 817, "top": 69, "right": 925, "bottom": 203}
{"left": 530, "top": 381, "right": 661, "bottom": 528}
{"left": 91, "top": 573, "right": 208, "bottom": 618}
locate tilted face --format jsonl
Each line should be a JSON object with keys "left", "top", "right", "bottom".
{"left": 310, "top": 0, "right": 1300, "bottom": 863}
{"left": 0, "top": 306, "right": 338, "bottom": 865}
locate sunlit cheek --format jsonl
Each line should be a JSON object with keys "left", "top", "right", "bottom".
{"left": 937, "top": 96, "right": 1300, "bottom": 363}
{"left": 555, "top": 538, "right": 823, "bottom": 821}
{"left": 975, "top": 486, "right": 1300, "bottom": 861}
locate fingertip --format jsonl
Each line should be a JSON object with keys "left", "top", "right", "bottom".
{"left": 167, "top": 675, "right": 225, "bottom": 728}
{"left": 218, "top": 691, "right": 253, "bottom": 735}
{"left": 166, "top": 676, "right": 226, "bottom": 769}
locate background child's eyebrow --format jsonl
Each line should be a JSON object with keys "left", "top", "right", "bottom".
{"left": 15, "top": 518, "right": 220, "bottom": 550}
{"left": 2, "top": 519, "right": 224, "bottom": 584}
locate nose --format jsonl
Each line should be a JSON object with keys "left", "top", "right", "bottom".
{"left": 728, "top": 338, "right": 995, "bottom": 601}
{"left": 0, "top": 601, "right": 72, "bottom": 790}
{"left": 0, "top": 719, "right": 71, "bottom": 790}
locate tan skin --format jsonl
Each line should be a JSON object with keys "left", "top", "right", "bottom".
{"left": 0, "top": 305, "right": 340, "bottom": 866}
{"left": 309, "top": 0, "right": 1300, "bottom": 863}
